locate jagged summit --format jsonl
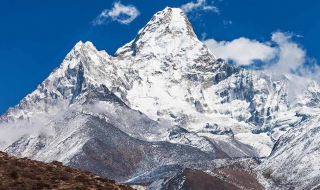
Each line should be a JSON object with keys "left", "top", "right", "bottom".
{"left": 115, "top": 7, "right": 208, "bottom": 59}
{"left": 136, "top": 7, "right": 198, "bottom": 39}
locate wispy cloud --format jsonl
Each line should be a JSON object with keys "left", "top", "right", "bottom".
{"left": 181, "top": 0, "right": 219, "bottom": 14}
{"left": 92, "top": 2, "right": 140, "bottom": 25}
{"left": 223, "top": 20, "right": 232, "bottom": 25}
{"left": 0, "top": 119, "right": 51, "bottom": 150}
{"left": 201, "top": 32, "right": 207, "bottom": 40}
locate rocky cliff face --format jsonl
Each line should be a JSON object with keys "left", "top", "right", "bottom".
{"left": 1, "top": 7, "right": 320, "bottom": 189}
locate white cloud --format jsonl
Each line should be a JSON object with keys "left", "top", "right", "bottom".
{"left": 203, "top": 37, "right": 276, "bottom": 65}
{"left": 181, "top": 0, "right": 219, "bottom": 13}
{"left": 269, "top": 32, "right": 306, "bottom": 74}
{"left": 93, "top": 2, "right": 140, "bottom": 25}
{"left": 204, "top": 31, "right": 320, "bottom": 81}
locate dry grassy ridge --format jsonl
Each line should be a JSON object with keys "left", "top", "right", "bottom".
{"left": 0, "top": 151, "right": 133, "bottom": 190}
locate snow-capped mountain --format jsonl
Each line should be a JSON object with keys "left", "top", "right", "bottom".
{"left": 1, "top": 7, "right": 320, "bottom": 189}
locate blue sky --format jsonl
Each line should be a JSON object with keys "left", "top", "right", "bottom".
{"left": 0, "top": 0, "right": 319, "bottom": 114}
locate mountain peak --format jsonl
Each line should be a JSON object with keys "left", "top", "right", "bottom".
{"left": 72, "top": 41, "right": 95, "bottom": 51}
{"left": 115, "top": 7, "right": 199, "bottom": 57}
{"left": 160, "top": 6, "right": 186, "bottom": 18}
{"left": 157, "top": 6, "right": 197, "bottom": 37}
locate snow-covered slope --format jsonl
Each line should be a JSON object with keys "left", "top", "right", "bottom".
{"left": 1, "top": 6, "right": 320, "bottom": 188}
{"left": 258, "top": 109, "right": 320, "bottom": 189}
